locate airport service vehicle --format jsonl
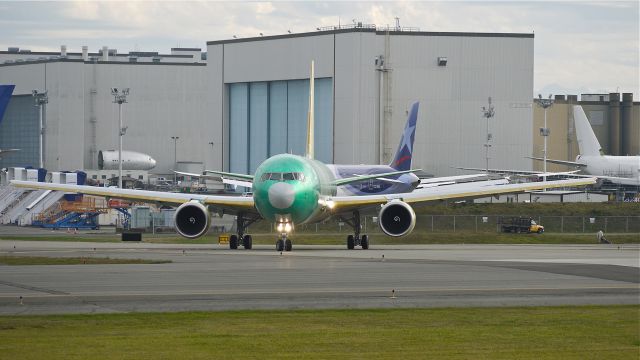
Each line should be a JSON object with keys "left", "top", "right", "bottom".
{"left": 500, "top": 217, "right": 544, "bottom": 234}
{"left": 11, "top": 63, "right": 595, "bottom": 251}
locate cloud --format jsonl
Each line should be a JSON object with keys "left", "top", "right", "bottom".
{"left": 0, "top": 1, "right": 637, "bottom": 97}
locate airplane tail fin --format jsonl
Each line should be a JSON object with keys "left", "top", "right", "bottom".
{"left": 390, "top": 101, "right": 419, "bottom": 171}
{"left": 306, "top": 61, "right": 315, "bottom": 159}
{"left": 0, "top": 85, "right": 16, "bottom": 125}
{"left": 573, "top": 105, "right": 603, "bottom": 156}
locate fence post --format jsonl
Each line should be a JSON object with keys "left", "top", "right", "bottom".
{"left": 582, "top": 216, "right": 585, "bottom": 233}
{"left": 475, "top": 216, "right": 478, "bottom": 232}
{"left": 431, "top": 216, "right": 434, "bottom": 232}
{"left": 604, "top": 217, "right": 607, "bottom": 233}
{"left": 561, "top": 216, "right": 564, "bottom": 233}
{"left": 626, "top": 217, "right": 629, "bottom": 233}
{"left": 453, "top": 215, "right": 456, "bottom": 232}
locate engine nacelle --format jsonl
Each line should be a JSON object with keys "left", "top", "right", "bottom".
{"left": 174, "top": 200, "right": 211, "bottom": 239}
{"left": 98, "top": 150, "right": 157, "bottom": 170}
{"left": 378, "top": 200, "right": 416, "bottom": 237}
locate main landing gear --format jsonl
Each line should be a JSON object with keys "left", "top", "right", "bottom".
{"left": 229, "top": 212, "right": 260, "bottom": 250}
{"left": 342, "top": 210, "right": 370, "bottom": 250}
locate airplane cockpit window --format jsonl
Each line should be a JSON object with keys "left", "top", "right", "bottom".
{"left": 260, "top": 172, "right": 305, "bottom": 182}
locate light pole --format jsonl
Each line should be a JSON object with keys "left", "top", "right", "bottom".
{"left": 111, "top": 88, "right": 129, "bottom": 188}
{"left": 535, "top": 94, "right": 554, "bottom": 184}
{"left": 481, "top": 97, "right": 495, "bottom": 175}
{"left": 32, "top": 90, "right": 48, "bottom": 169}
{"left": 171, "top": 136, "right": 180, "bottom": 185}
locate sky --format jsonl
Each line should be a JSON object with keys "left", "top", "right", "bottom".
{"left": 0, "top": 0, "right": 638, "bottom": 98}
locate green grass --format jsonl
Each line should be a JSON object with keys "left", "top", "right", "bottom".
{"left": 0, "top": 306, "right": 637, "bottom": 359}
{"left": 0, "top": 256, "right": 171, "bottom": 265}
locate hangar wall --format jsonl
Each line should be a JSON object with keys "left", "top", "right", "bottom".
{"left": 0, "top": 60, "right": 209, "bottom": 173}
{"left": 208, "top": 29, "right": 535, "bottom": 176}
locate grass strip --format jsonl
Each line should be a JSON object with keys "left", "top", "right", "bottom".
{"left": 2, "top": 232, "right": 638, "bottom": 245}
{"left": 0, "top": 306, "right": 637, "bottom": 359}
{"left": 0, "top": 255, "right": 171, "bottom": 265}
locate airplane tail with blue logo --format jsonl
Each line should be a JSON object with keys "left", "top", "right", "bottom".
{"left": 390, "top": 101, "right": 419, "bottom": 171}
{"left": 0, "top": 85, "right": 15, "bottom": 124}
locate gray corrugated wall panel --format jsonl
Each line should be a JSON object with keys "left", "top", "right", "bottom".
{"left": 222, "top": 35, "right": 334, "bottom": 83}
{"left": 0, "top": 63, "right": 45, "bottom": 94}
{"left": 206, "top": 45, "right": 224, "bottom": 172}
{"left": 333, "top": 32, "right": 381, "bottom": 165}
{"left": 387, "top": 35, "right": 534, "bottom": 176}
{"left": 87, "top": 63, "right": 208, "bottom": 174}
{"left": 46, "top": 62, "right": 85, "bottom": 170}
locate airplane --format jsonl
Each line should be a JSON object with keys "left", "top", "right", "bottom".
{"left": 0, "top": 84, "right": 21, "bottom": 159}
{"left": 175, "top": 101, "right": 422, "bottom": 196}
{"left": 527, "top": 105, "right": 640, "bottom": 186}
{"left": 11, "top": 62, "right": 597, "bottom": 252}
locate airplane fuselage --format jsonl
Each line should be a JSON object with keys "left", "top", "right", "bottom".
{"left": 327, "top": 164, "right": 420, "bottom": 195}
{"left": 576, "top": 155, "right": 640, "bottom": 184}
{"left": 252, "top": 154, "right": 335, "bottom": 226}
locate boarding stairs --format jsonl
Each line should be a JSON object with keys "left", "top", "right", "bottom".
{"left": 0, "top": 188, "right": 32, "bottom": 223}
{"left": 31, "top": 197, "right": 109, "bottom": 230}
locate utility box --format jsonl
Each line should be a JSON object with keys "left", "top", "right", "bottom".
{"left": 131, "top": 206, "right": 151, "bottom": 229}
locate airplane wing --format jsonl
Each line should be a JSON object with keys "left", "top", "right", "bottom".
{"left": 204, "top": 170, "right": 255, "bottom": 181}
{"left": 175, "top": 170, "right": 253, "bottom": 188}
{"left": 420, "top": 174, "right": 488, "bottom": 184}
{"left": 10, "top": 180, "right": 255, "bottom": 214}
{"left": 526, "top": 156, "right": 586, "bottom": 167}
{"left": 327, "top": 177, "right": 597, "bottom": 211}
{"left": 333, "top": 169, "right": 421, "bottom": 186}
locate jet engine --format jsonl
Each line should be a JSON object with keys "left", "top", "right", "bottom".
{"left": 174, "top": 200, "right": 210, "bottom": 239}
{"left": 378, "top": 200, "right": 416, "bottom": 237}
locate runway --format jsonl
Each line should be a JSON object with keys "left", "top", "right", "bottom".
{"left": 0, "top": 241, "right": 638, "bottom": 315}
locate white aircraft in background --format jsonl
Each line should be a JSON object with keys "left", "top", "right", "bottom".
{"left": 528, "top": 105, "right": 640, "bottom": 186}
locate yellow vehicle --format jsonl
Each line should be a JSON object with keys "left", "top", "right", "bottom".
{"left": 500, "top": 217, "right": 544, "bottom": 234}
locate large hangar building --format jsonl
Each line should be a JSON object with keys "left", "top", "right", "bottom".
{"left": 206, "top": 26, "right": 535, "bottom": 176}
{"left": 1, "top": 26, "right": 536, "bottom": 178}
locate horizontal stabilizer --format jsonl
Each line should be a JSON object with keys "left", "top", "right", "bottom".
{"left": 526, "top": 156, "right": 585, "bottom": 168}
{"left": 333, "top": 169, "right": 421, "bottom": 187}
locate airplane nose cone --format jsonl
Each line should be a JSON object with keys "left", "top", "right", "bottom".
{"left": 149, "top": 157, "right": 157, "bottom": 169}
{"left": 268, "top": 182, "right": 295, "bottom": 209}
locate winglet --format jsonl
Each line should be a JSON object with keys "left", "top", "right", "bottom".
{"left": 0, "top": 85, "right": 16, "bottom": 125}
{"left": 390, "top": 102, "right": 419, "bottom": 171}
{"left": 306, "top": 61, "right": 315, "bottom": 159}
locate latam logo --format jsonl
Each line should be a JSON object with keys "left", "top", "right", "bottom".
{"left": 394, "top": 155, "right": 411, "bottom": 167}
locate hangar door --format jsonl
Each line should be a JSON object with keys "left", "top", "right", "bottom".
{"left": 228, "top": 78, "right": 333, "bottom": 174}
{"left": 0, "top": 95, "right": 39, "bottom": 168}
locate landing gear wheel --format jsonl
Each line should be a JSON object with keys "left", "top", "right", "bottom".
{"left": 229, "top": 235, "right": 239, "bottom": 250}
{"left": 276, "top": 239, "right": 284, "bottom": 252}
{"left": 347, "top": 235, "right": 355, "bottom": 250}
{"left": 361, "top": 235, "right": 369, "bottom": 250}
{"left": 285, "top": 239, "right": 292, "bottom": 252}
{"left": 243, "top": 235, "right": 253, "bottom": 249}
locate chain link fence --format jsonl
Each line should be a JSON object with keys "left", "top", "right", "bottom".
{"left": 290, "top": 215, "right": 640, "bottom": 234}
